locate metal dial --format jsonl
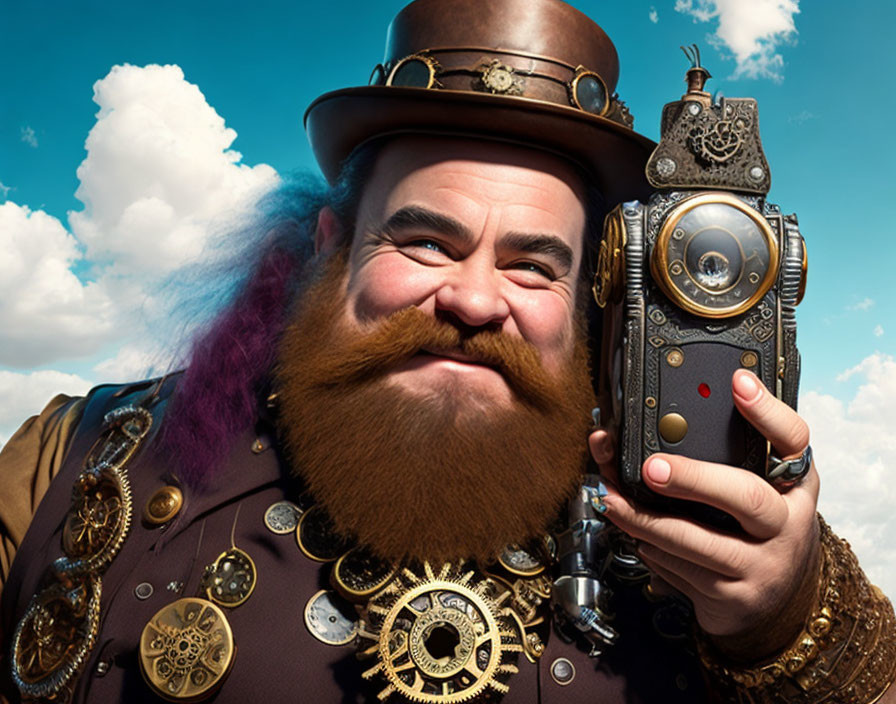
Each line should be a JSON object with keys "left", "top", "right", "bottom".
{"left": 651, "top": 193, "right": 779, "bottom": 318}
{"left": 139, "top": 598, "right": 235, "bottom": 702}
{"left": 304, "top": 589, "right": 359, "bottom": 646}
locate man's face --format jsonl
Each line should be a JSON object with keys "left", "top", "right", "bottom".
{"left": 331, "top": 136, "right": 587, "bottom": 408}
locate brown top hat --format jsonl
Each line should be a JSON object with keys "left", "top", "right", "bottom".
{"left": 304, "top": 0, "right": 656, "bottom": 204}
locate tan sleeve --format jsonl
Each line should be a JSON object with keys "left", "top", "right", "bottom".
{"left": 0, "top": 395, "right": 86, "bottom": 594}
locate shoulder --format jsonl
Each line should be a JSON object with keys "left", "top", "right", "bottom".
{"left": 0, "top": 375, "right": 182, "bottom": 558}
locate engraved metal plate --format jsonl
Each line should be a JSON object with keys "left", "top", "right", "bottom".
{"left": 139, "top": 598, "right": 235, "bottom": 701}
{"left": 263, "top": 501, "right": 302, "bottom": 535}
{"left": 202, "top": 548, "right": 256, "bottom": 608}
{"left": 296, "top": 506, "right": 351, "bottom": 563}
{"left": 304, "top": 589, "right": 359, "bottom": 646}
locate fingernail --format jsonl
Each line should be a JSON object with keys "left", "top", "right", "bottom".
{"left": 645, "top": 458, "right": 671, "bottom": 485}
{"left": 735, "top": 371, "right": 762, "bottom": 400}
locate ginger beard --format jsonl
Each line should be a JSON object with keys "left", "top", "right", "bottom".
{"left": 275, "top": 252, "right": 597, "bottom": 564}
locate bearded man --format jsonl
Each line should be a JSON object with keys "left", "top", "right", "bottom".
{"left": 0, "top": 0, "right": 893, "bottom": 703}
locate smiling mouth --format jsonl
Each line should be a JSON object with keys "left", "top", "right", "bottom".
{"left": 419, "top": 347, "right": 483, "bottom": 364}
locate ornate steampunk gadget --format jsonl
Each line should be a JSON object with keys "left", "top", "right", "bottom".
{"left": 593, "top": 46, "right": 807, "bottom": 512}
{"left": 11, "top": 404, "right": 154, "bottom": 703}
{"left": 357, "top": 563, "right": 524, "bottom": 703}
{"left": 139, "top": 506, "right": 258, "bottom": 701}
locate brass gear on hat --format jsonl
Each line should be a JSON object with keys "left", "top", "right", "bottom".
{"left": 357, "top": 562, "right": 522, "bottom": 703}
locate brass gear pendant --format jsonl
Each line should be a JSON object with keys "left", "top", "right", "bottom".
{"left": 358, "top": 563, "right": 522, "bottom": 703}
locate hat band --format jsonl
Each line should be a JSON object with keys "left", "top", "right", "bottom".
{"left": 369, "top": 47, "right": 634, "bottom": 128}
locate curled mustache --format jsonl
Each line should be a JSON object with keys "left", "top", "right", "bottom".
{"left": 303, "top": 306, "right": 565, "bottom": 409}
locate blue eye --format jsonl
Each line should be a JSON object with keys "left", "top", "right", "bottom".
{"left": 514, "top": 261, "right": 554, "bottom": 279}
{"left": 409, "top": 239, "right": 446, "bottom": 253}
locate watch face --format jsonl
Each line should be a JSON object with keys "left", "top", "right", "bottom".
{"left": 651, "top": 193, "right": 779, "bottom": 318}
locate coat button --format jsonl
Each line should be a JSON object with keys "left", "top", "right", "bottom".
{"left": 143, "top": 486, "right": 184, "bottom": 525}
{"left": 135, "top": 582, "right": 154, "bottom": 600}
{"left": 550, "top": 657, "right": 575, "bottom": 685}
{"left": 95, "top": 659, "right": 111, "bottom": 676}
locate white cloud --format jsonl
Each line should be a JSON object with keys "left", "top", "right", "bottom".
{"left": 92, "top": 343, "right": 175, "bottom": 383}
{"left": 0, "top": 64, "right": 279, "bottom": 371}
{"left": 0, "top": 202, "right": 116, "bottom": 366}
{"left": 20, "top": 126, "right": 38, "bottom": 148}
{"left": 801, "top": 353, "right": 896, "bottom": 597}
{"left": 69, "top": 64, "right": 278, "bottom": 278}
{"left": 873, "top": 325, "right": 884, "bottom": 337}
{"left": 674, "top": 0, "right": 799, "bottom": 81}
{"left": 649, "top": 6, "right": 659, "bottom": 23}
{"left": 0, "top": 369, "right": 93, "bottom": 446}
{"left": 847, "top": 297, "right": 874, "bottom": 311}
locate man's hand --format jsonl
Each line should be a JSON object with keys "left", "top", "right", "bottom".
{"left": 589, "top": 369, "right": 820, "bottom": 654}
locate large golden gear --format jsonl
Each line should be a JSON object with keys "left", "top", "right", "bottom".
{"left": 358, "top": 563, "right": 522, "bottom": 703}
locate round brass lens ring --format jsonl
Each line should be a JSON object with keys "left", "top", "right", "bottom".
{"left": 568, "top": 67, "right": 610, "bottom": 116}
{"left": 385, "top": 53, "right": 440, "bottom": 89}
{"left": 651, "top": 193, "right": 779, "bottom": 319}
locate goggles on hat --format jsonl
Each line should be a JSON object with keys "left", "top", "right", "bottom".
{"left": 368, "top": 48, "right": 621, "bottom": 121}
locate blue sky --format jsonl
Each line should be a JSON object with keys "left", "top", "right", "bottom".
{"left": 3, "top": 1, "right": 893, "bottom": 391}
{"left": 1, "top": 1, "right": 894, "bottom": 591}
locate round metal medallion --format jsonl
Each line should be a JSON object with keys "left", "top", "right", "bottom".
{"left": 139, "top": 598, "right": 235, "bottom": 701}
{"left": 333, "top": 547, "right": 396, "bottom": 600}
{"left": 202, "top": 548, "right": 257, "bottom": 608}
{"left": 263, "top": 500, "right": 302, "bottom": 535}
{"left": 296, "top": 506, "right": 351, "bottom": 562}
{"left": 304, "top": 590, "right": 359, "bottom": 646}
{"left": 12, "top": 577, "right": 102, "bottom": 701}
{"left": 62, "top": 469, "right": 131, "bottom": 571}
{"left": 143, "top": 486, "right": 183, "bottom": 525}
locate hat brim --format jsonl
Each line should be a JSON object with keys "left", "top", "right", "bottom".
{"left": 305, "top": 86, "right": 656, "bottom": 205}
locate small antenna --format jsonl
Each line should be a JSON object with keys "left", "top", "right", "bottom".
{"left": 680, "top": 44, "right": 711, "bottom": 94}
{"left": 681, "top": 44, "right": 702, "bottom": 69}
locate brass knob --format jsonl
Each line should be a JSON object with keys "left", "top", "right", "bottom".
{"left": 143, "top": 486, "right": 184, "bottom": 525}
{"left": 658, "top": 413, "right": 689, "bottom": 444}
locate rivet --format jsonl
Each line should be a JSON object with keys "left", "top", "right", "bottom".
{"left": 134, "top": 582, "right": 154, "bottom": 600}
{"left": 251, "top": 438, "right": 266, "bottom": 454}
{"left": 659, "top": 413, "right": 689, "bottom": 443}
{"left": 550, "top": 657, "right": 575, "bottom": 685}
{"left": 645, "top": 397, "right": 657, "bottom": 409}
{"left": 143, "top": 486, "right": 183, "bottom": 525}
{"left": 665, "top": 348, "right": 684, "bottom": 367}
{"left": 741, "top": 351, "right": 759, "bottom": 368}
{"left": 95, "top": 660, "right": 111, "bottom": 676}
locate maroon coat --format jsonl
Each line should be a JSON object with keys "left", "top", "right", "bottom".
{"left": 1, "top": 379, "right": 707, "bottom": 703}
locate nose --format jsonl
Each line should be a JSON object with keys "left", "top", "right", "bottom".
{"left": 434, "top": 260, "right": 510, "bottom": 329}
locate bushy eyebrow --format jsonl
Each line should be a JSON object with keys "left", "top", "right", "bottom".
{"left": 379, "top": 205, "right": 574, "bottom": 274}
{"left": 500, "top": 232, "right": 574, "bottom": 273}
{"left": 380, "top": 206, "right": 473, "bottom": 243}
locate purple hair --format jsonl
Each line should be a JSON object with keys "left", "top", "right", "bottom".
{"left": 157, "top": 147, "right": 381, "bottom": 491}
{"left": 158, "top": 245, "right": 298, "bottom": 490}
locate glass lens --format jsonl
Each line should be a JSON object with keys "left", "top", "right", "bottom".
{"left": 390, "top": 59, "right": 432, "bottom": 88}
{"left": 575, "top": 75, "right": 607, "bottom": 114}
{"left": 685, "top": 228, "right": 743, "bottom": 290}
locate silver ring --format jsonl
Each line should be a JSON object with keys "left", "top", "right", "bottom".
{"left": 767, "top": 445, "right": 813, "bottom": 487}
